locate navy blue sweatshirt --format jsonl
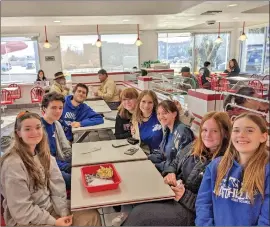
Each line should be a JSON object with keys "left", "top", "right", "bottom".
{"left": 196, "top": 157, "right": 269, "bottom": 226}
{"left": 59, "top": 95, "right": 104, "bottom": 141}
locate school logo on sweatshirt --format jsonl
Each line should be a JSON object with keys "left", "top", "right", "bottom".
{"left": 217, "top": 177, "right": 252, "bottom": 204}
{"left": 64, "top": 112, "right": 76, "bottom": 120}
{"left": 152, "top": 124, "right": 162, "bottom": 132}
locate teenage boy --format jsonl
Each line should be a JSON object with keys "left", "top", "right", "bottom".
{"left": 41, "top": 92, "right": 72, "bottom": 190}
{"left": 60, "top": 83, "right": 104, "bottom": 141}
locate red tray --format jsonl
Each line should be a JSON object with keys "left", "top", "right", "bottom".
{"left": 81, "top": 164, "right": 121, "bottom": 193}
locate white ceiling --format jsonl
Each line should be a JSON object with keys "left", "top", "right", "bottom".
{"left": 1, "top": 1, "right": 269, "bottom": 30}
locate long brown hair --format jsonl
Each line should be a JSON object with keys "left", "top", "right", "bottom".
{"left": 192, "top": 111, "right": 232, "bottom": 160}
{"left": 214, "top": 113, "right": 268, "bottom": 202}
{"left": 133, "top": 90, "right": 158, "bottom": 124}
{"left": 0, "top": 112, "right": 51, "bottom": 191}
{"left": 118, "top": 88, "right": 139, "bottom": 119}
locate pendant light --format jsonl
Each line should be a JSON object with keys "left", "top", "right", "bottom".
{"left": 43, "top": 26, "right": 51, "bottom": 48}
{"left": 215, "top": 22, "right": 223, "bottom": 43}
{"left": 95, "top": 25, "right": 102, "bottom": 47}
{"left": 135, "top": 24, "right": 143, "bottom": 46}
{"left": 239, "top": 21, "right": 247, "bottom": 41}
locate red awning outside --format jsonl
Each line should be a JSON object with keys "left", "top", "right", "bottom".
{"left": 1, "top": 41, "right": 28, "bottom": 55}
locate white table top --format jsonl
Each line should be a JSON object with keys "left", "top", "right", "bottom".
{"left": 85, "top": 100, "right": 111, "bottom": 114}
{"left": 71, "top": 160, "right": 175, "bottom": 211}
{"left": 72, "top": 140, "right": 147, "bottom": 167}
{"left": 72, "top": 119, "right": 115, "bottom": 133}
{"left": 227, "top": 76, "right": 253, "bottom": 81}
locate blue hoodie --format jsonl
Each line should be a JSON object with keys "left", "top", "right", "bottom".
{"left": 196, "top": 157, "right": 270, "bottom": 226}
{"left": 60, "top": 95, "right": 104, "bottom": 140}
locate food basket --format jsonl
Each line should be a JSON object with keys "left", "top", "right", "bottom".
{"left": 81, "top": 163, "right": 121, "bottom": 193}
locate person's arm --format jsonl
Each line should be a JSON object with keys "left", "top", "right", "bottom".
{"left": 114, "top": 114, "right": 131, "bottom": 139}
{"left": 1, "top": 159, "right": 56, "bottom": 225}
{"left": 257, "top": 166, "right": 270, "bottom": 226}
{"left": 97, "top": 80, "right": 116, "bottom": 100}
{"left": 49, "top": 156, "right": 70, "bottom": 217}
{"left": 79, "top": 106, "right": 104, "bottom": 127}
{"left": 55, "top": 121, "right": 72, "bottom": 161}
{"left": 178, "top": 188, "right": 197, "bottom": 213}
{"left": 195, "top": 163, "right": 215, "bottom": 226}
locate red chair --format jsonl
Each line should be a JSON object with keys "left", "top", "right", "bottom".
{"left": 248, "top": 80, "right": 265, "bottom": 98}
{"left": 210, "top": 75, "right": 220, "bottom": 91}
{"left": 30, "top": 87, "right": 45, "bottom": 103}
{"left": 1, "top": 90, "right": 13, "bottom": 105}
{"left": 219, "top": 78, "right": 236, "bottom": 93}
{"left": 197, "top": 74, "right": 204, "bottom": 88}
{"left": 8, "top": 83, "right": 21, "bottom": 99}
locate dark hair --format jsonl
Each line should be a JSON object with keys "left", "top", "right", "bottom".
{"left": 37, "top": 70, "right": 46, "bottom": 81}
{"left": 141, "top": 69, "right": 148, "bottom": 76}
{"left": 204, "top": 61, "right": 211, "bottom": 67}
{"left": 54, "top": 71, "right": 64, "bottom": 77}
{"left": 73, "top": 83, "right": 89, "bottom": 96}
{"left": 229, "top": 59, "right": 239, "bottom": 69}
{"left": 41, "top": 92, "right": 65, "bottom": 110}
{"left": 158, "top": 100, "right": 180, "bottom": 124}
{"left": 98, "top": 69, "right": 108, "bottom": 76}
{"left": 224, "top": 86, "right": 256, "bottom": 109}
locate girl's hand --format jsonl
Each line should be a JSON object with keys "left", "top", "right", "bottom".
{"left": 130, "top": 125, "right": 136, "bottom": 135}
{"left": 55, "top": 215, "right": 73, "bottom": 226}
{"left": 164, "top": 173, "right": 177, "bottom": 187}
{"left": 171, "top": 184, "right": 185, "bottom": 202}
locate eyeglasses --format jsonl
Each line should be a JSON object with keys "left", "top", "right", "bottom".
{"left": 16, "top": 110, "right": 29, "bottom": 119}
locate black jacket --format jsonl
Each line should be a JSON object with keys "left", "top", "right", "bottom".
{"left": 224, "top": 66, "right": 240, "bottom": 77}
{"left": 163, "top": 143, "right": 211, "bottom": 213}
{"left": 199, "top": 67, "right": 210, "bottom": 84}
{"left": 114, "top": 113, "right": 132, "bottom": 139}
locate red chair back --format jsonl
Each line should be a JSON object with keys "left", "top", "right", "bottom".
{"left": 210, "top": 75, "right": 219, "bottom": 91}
{"left": 248, "top": 80, "right": 264, "bottom": 97}
{"left": 1, "top": 90, "right": 13, "bottom": 105}
{"left": 30, "top": 87, "right": 45, "bottom": 103}
{"left": 197, "top": 74, "right": 204, "bottom": 88}
{"left": 8, "top": 83, "right": 21, "bottom": 99}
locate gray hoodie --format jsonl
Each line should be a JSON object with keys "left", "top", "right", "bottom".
{"left": 0, "top": 152, "right": 70, "bottom": 226}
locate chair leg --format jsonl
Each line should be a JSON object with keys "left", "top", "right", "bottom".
{"left": 1, "top": 105, "right": 7, "bottom": 113}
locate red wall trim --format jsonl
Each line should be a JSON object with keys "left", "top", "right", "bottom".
{"left": 188, "top": 90, "right": 224, "bottom": 101}
{"left": 193, "top": 113, "right": 203, "bottom": 119}
{"left": 138, "top": 77, "right": 152, "bottom": 81}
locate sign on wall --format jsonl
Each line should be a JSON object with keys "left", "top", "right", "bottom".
{"left": 45, "top": 56, "right": 55, "bottom": 61}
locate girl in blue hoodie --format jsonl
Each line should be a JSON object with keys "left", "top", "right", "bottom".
{"left": 196, "top": 113, "right": 269, "bottom": 226}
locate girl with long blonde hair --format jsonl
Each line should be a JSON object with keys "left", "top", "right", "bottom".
{"left": 0, "top": 111, "right": 101, "bottom": 226}
{"left": 196, "top": 113, "right": 269, "bottom": 226}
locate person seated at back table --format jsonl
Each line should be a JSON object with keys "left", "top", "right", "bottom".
{"left": 41, "top": 92, "right": 72, "bottom": 191}
{"left": 199, "top": 61, "right": 211, "bottom": 89}
{"left": 224, "top": 58, "right": 240, "bottom": 77}
{"left": 59, "top": 83, "right": 104, "bottom": 142}
{"left": 36, "top": 69, "right": 47, "bottom": 82}
{"left": 93, "top": 69, "right": 121, "bottom": 110}
{"left": 50, "top": 72, "right": 70, "bottom": 96}
{"left": 178, "top": 66, "right": 199, "bottom": 92}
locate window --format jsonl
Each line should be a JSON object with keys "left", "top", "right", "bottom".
{"left": 264, "top": 26, "right": 269, "bottom": 74}
{"left": 60, "top": 35, "right": 101, "bottom": 74}
{"left": 240, "top": 26, "right": 268, "bottom": 74}
{"left": 158, "top": 33, "right": 193, "bottom": 73}
{"left": 194, "top": 33, "right": 230, "bottom": 73}
{"left": 1, "top": 36, "right": 40, "bottom": 83}
{"left": 101, "top": 34, "right": 139, "bottom": 72}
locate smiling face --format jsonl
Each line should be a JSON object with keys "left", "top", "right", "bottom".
{"left": 201, "top": 118, "right": 222, "bottom": 152}
{"left": 17, "top": 118, "right": 43, "bottom": 146}
{"left": 139, "top": 95, "right": 154, "bottom": 116}
{"left": 39, "top": 71, "right": 44, "bottom": 79}
{"left": 122, "top": 97, "right": 137, "bottom": 112}
{"left": 229, "top": 60, "right": 234, "bottom": 68}
{"left": 73, "top": 86, "right": 87, "bottom": 103}
{"left": 157, "top": 106, "right": 177, "bottom": 127}
{"left": 44, "top": 100, "right": 64, "bottom": 121}
{"left": 232, "top": 117, "right": 267, "bottom": 155}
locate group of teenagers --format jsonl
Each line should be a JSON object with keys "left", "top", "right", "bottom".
{"left": 0, "top": 77, "right": 269, "bottom": 226}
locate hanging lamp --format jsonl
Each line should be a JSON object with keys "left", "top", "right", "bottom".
{"left": 95, "top": 25, "right": 102, "bottom": 47}
{"left": 135, "top": 24, "right": 143, "bottom": 46}
{"left": 43, "top": 26, "right": 51, "bottom": 48}
{"left": 239, "top": 21, "right": 247, "bottom": 41}
{"left": 215, "top": 22, "right": 223, "bottom": 43}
